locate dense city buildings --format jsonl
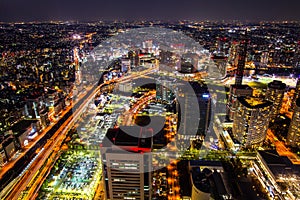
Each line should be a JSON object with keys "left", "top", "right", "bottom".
{"left": 252, "top": 150, "right": 300, "bottom": 199}
{"left": 291, "top": 77, "right": 300, "bottom": 110}
{"left": 233, "top": 96, "right": 272, "bottom": 148}
{"left": 156, "top": 78, "right": 176, "bottom": 103}
{"left": 0, "top": 20, "right": 300, "bottom": 200}
{"left": 265, "top": 80, "right": 287, "bottom": 121}
{"left": 287, "top": 98, "right": 300, "bottom": 147}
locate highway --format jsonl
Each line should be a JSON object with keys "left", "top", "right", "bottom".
{"left": 6, "top": 83, "right": 99, "bottom": 200}
{"left": 2, "top": 65, "right": 158, "bottom": 199}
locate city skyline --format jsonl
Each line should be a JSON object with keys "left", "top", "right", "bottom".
{"left": 1, "top": 0, "right": 300, "bottom": 22}
{"left": 0, "top": 19, "right": 300, "bottom": 199}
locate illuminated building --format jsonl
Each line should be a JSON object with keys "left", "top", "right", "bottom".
{"left": 235, "top": 38, "right": 248, "bottom": 85}
{"left": 1, "top": 136, "right": 16, "bottom": 162}
{"left": 261, "top": 51, "right": 269, "bottom": 65}
{"left": 212, "top": 37, "right": 228, "bottom": 77}
{"left": 118, "top": 82, "right": 133, "bottom": 93}
{"left": 293, "top": 41, "right": 300, "bottom": 69}
{"left": 180, "top": 61, "right": 197, "bottom": 73}
{"left": 156, "top": 78, "right": 175, "bottom": 103}
{"left": 233, "top": 97, "right": 272, "bottom": 148}
{"left": 142, "top": 40, "right": 153, "bottom": 53}
{"left": 252, "top": 150, "right": 300, "bottom": 199}
{"left": 211, "top": 56, "right": 227, "bottom": 78}
{"left": 291, "top": 78, "right": 300, "bottom": 110}
{"left": 101, "top": 126, "right": 152, "bottom": 200}
{"left": 228, "top": 41, "right": 239, "bottom": 67}
{"left": 226, "top": 84, "right": 253, "bottom": 121}
{"left": 0, "top": 144, "right": 5, "bottom": 166}
{"left": 39, "top": 108, "right": 50, "bottom": 128}
{"left": 121, "top": 58, "right": 131, "bottom": 72}
{"left": 128, "top": 50, "right": 140, "bottom": 68}
{"left": 265, "top": 80, "right": 286, "bottom": 121}
{"left": 24, "top": 95, "right": 45, "bottom": 119}
{"left": 181, "top": 53, "right": 199, "bottom": 72}
{"left": 287, "top": 98, "right": 300, "bottom": 147}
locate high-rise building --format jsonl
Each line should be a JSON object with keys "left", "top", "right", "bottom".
{"left": 212, "top": 37, "right": 228, "bottom": 77}
{"left": 176, "top": 81, "right": 211, "bottom": 150}
{"left": 101, "top": 126, "right": 152, "bottom": 200}
{"left": 156, "top": 79, "right": 176, "bottom": 103}
{"left": 24, "top": 95, "right": 45, "bottom": 119}
{"left": 293, "top": 41, "right": 300, "bottom": 69}
{"left": 234, "top": 38, "right": 248, "bottom": 85}
{"left": 233, "top": 97, "right": 272, "bottom": 148}
{"left": 287, "top": 98, "right": 300, "bottom": 147}
{"left": 291, "top": 78, "right": 300, "bottom": 110}
{"left": 265, "top": 80, "right": 286, "bottom": 121}
{"left": 227, "top": 84, "right": 253, "bottom": 121}
{"left": 228, "top": 41, "right": 239, "bottom": 67}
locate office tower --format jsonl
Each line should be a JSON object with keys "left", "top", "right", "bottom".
{"left": 101, "top": 126, "right": 152, "bottom": 200}
{"left": 121, "top": 57, "right": 131, "bottom": 73}
{"left": 212, "top": 57, "right": 227, "bottom": 78}
{"left": 233, "top": 96, "right": 272, "bottom": 148}
{"left": 176, "top": 81, "right": 211, "bottom": 150}
{"left": 234, "top": 38, "right": 248, "bottom": 85}
{"left": 228, "top": 41, "right": 239, "bottom": 67}
{"left": 291, "top": 78, "right": 300, "bottom": 110}
{"left": 128, "top": 50, "right": 140, "bottom": 68}
{"left": 265, "top": 80, "right": 286, "bottom": 121}
{"left": 212, "top": 37, "right": 228, "bottom": 77}
{"left": 156, "top": 78, "right": 175, "bottom": 103}
{"left": 287, "top": 98, "right": 300, "bottom": 147}
{"left": 226, "top": 84, "right": 253, "bottom": 121}
{"left": 293, "top": 41, "right": 300, "bottom": 69}
{"left": 181, "top": 53, "right": 199, "bottom": 72}
{"left": 142, "top": 40, "right": 153, "bottom": 53}
{"left": 260, "top": 51, "right": 269, "bottom": 65}
{"left": 24, "top": 95, "right": 45, "bottom": 119}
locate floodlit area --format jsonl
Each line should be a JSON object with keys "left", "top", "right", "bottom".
{"left": 38, "top": 151, "right": 102, "bottom": 200}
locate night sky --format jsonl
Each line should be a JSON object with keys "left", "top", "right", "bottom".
{"left": 1, "top": 0, "right": 300, "bottom": 22}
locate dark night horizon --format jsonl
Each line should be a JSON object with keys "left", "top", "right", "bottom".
{"left": 1, "top": 0, "right": 300, "bottom": 22}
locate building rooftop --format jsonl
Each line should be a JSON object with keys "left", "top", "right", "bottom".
{"left": 10, "top": 119, "right": 38, "bottom": 135}
{"left": 102, "top": 125, "right": 152, "bottom": 152}
{"left": 267, "top": 80, "right": 286, "bottom": 90}
{"left": 191, "top": 167, "right": 231, "bottom": 198}
{"left": 230, "top": 84, "right": 253, "bottom": 90}
{"left": 238, "top": 96, "right": 272, "bottom": 109}
{"left": 189, "top": 160, "right": 223, "bottom": 168}
{"left": 258, "top": 150, "right": 300, "bottom": 179}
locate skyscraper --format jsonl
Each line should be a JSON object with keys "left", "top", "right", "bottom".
{"left": 101, "top": 126, "right": 152, "bottom": 200}
{"left": 291, "top": 78, "right": 300, "bottom": 110}
{"left": 265, "top": 80, "right": 286, "bottom": 121}
{"left": 287, "top": 98, "right": 300, "bottom": 147}
{"left": 156, "top": 78, "right": 175, "bottom": 103}
{"left": 233, "top": 97, "right": 272, "bottom": 148}
{"left": 234, "top": 37, "right": 248, "bottom": 85}
{"left": 226, "top": 84, "right": 253, "bottom": 121}
{"left": 293, "top": 41, "right": 300, "bottom": 69}
{"left": 227, "top": 34, "right": 249, "bottom": 121}
{"left": 176, "top": 81, "right": 211, "bottom": 150}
